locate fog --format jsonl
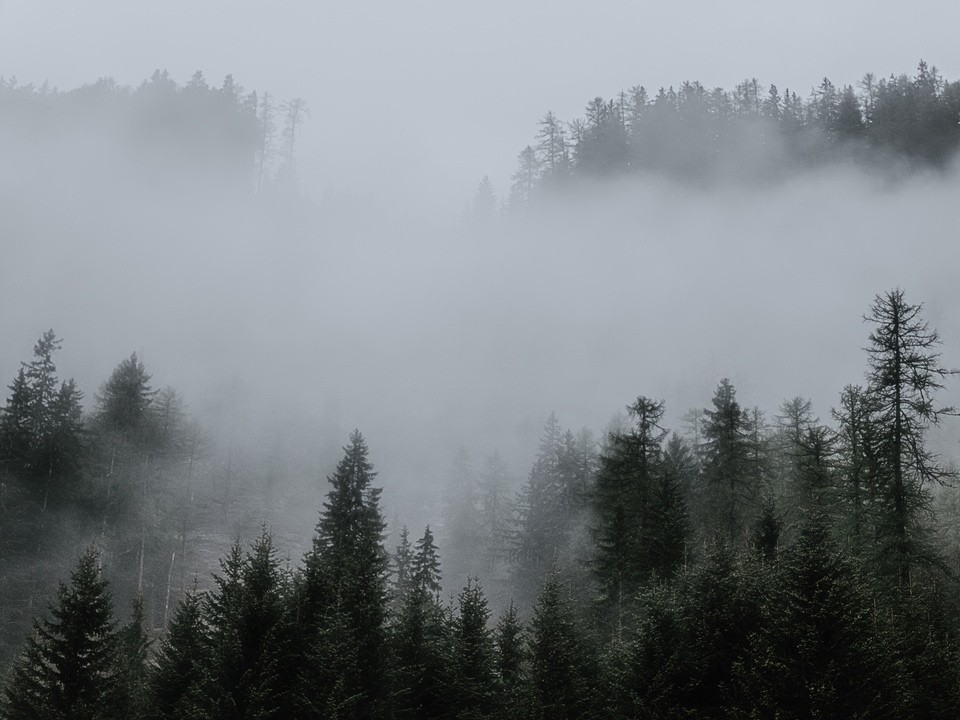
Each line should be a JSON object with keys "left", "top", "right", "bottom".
{"left": 3, "top": 112, "right": 960, "bottom": 536}
{"left": 2, "top": 1, "right": 960, "bottom": 572}
{"left": 3, "top": 1, "right": 960, "bottom": 220}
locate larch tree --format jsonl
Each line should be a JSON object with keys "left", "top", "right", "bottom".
{"left": 863, "top": 289, "right": 956, "bottom": 587}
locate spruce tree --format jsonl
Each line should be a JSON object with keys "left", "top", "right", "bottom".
{"left": 391, "top": 525, "right": 414, "bottom": 606}
{"left": 450, "top": 579, "right": 497, "bottom": 718}
{"left": 528, "top": 574, "right": 587, "bottom": 720}
{"left": 297, "top": 430, "right": 389, "bottom": 718}
{"left": 493, "top": 602, "right": 527, "bottom": 719}
{"left": 592, "top": 396, "right": 669, "bottom": 619}
{"left": 700, "top": 379, "right": 758, "bottom": 544}
{"left": 150, "top": 592, "right": 209, "bottom": 720}
{"left": 750, "top": 520, "right": 901, "bottom": 718}
{"left": 412, "top": 526, "right": 442, "bottom": 597}
{"left": 2, "top": 547, "right": 122, "bottom": 720}
{"left": 391, "top": 578, "right": 452, "bottom": 720}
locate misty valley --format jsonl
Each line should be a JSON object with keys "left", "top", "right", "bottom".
{"left": 1, "top": 62, "right": 960, "bottom": 719}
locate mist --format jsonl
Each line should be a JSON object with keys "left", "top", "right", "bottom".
{"left": 3, "top": 100, "right": 960, "bottom": 539}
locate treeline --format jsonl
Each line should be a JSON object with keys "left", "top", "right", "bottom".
{"left": 4, "top": 288, "right": 960, "bottom": 718}
{"left": 505, "top": 60, "right": 960, "bottom": 206}
{"left": 0, "top": 71, "right": 306, "bottom": 193}
{"left": 0, "top": 332, "right": 260, "bottom": 667}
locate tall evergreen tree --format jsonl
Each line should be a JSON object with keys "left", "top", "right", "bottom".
{"left": 150, "top": 591, "right": 209, "bottom": 720}
{"left": 528, "top": 574, "right": 588, "bottom": 720}
{"left": 297, "top": 430, "right": 389, "bottom": 718}
{"left": 749, "top": 520, "right": 901, "bottom": 719}
{"left": 412, "top": 526, "right": 442, "bottom": 597}
{"left": 699, "top": 379, "right": 758, "bottom": 544}
{"left": 592, "top": 396, "right": 672, "bottom": 618}
{"left": 863, "top": 289, "right": 956, "bottom": 586}
{"left": 494, "top": 602, "right": 527, "bottom": 719}
{"left": 2, "top": 548, "right": 122, "bottom": 720}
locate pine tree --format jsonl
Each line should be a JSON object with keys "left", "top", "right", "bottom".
{"left": 863, "top": 289, "right": 956, "bottom": 586}
{"left": 2, "top": 547, "right": 122, "bottom": 720}
{"left": 412, "top": 526, "right": 442, "bottom": 596}
{"left": 528, "top": 574, "right": 587, "bottom": 720}
{"left": 0, "top": 368, "right": 33, "bottom": 477}
{"left": 700, "top": 379, "right": 758, "bottom": 544}
{"left": 297, "top": 430, "right": 389, "bottom": 718}
{"left": 832, "top": 384, "right": 879, "bottom": 556}
{"left": 95, "top": 352, "right": 157, "bottom": 444}
{"left": 117, "top": 596, "right": 151, "bottom": 720}
{"left": 0, "top": 331, "right": 85, "bottom": 495}
{"left": 201, "top": 531, "right": 292, "bottom": 720}
{"left": 450, "top": 579, "right": 496, "bottom": 718}
{"left": 150, "top": 592, "right": 209, "bottom": 720}
{"left": 592, "top": 396, "right": 668, "bottom": 617}
{"left": 494, "top": 602, "right": 527, "bottom": 718}
{"left": 391, "top": 525, "right": 414, "bottom": 606}
{"left": 750, "top": 520, "right": 901, "bottom": 718}
{"left": 391, "top": 578, "right": 452, "bottom": 720}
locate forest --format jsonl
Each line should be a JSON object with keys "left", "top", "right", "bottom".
{"left": 1, "top": 63, "right": 960, "bottom": 719}
{"left": 502, "top": 60, "right": 960, "bottom": 209}
{"left": 3, "top": 290, "right": 960, "bottom": 719}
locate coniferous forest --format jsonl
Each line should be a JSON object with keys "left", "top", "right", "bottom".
{"left": 2, "top": 62, "right": 960, "bottom": 719}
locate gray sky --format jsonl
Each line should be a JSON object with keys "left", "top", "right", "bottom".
{"left": 2, "top": 0, "right": 959, "bottom": 220}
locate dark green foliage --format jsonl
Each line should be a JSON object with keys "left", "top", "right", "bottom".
{"left": 391, "top": 525, "right": 414, "bottom": 606}
{"left": 150, "top": 592, "right": 208, "bottom": 720}
{"left": 0, "top": 331, "right": 85, "bottom": 497}
{"left": 592, "top": 397, "right": 675, "bottom": 619}
{"left": 699, "top": 379, "right": 758, "bottom": 544}
{"left": 678, "top": 543, "right": 763, "bottom": 717}
{"left": 748, "top": 521, "right": 902, "bottom": 719}
{"left": 391, "top": 583, "right": 452, "bottom": 720}
{"left": 450, "top": 580, "right": 497, "bottom": 718}
{"left": 493, "top": 602, "right": 527, "bottom": 718}
{"left": 94, "top": 353, "right": 157, "bottom": 444}
{"left": 117, "top": 596, "right": 151, "bottom": 720}
{"left": 832, "top": 384, "right": 879, "bottom": 555}
{"left": 296, "top": 430, "right": 389, "bottom": 718}
{"left": 751, "top": 500, "right": 782, "bottom": 561}
{"left": 412, "top": 526, "right": 442, "bottom": 597}
{"left": 510, "top": 61, "right": 960, "bottom": 196}
{"left": 864, "top": 289, "right": 956, "bottom": 587}
{"left": 2, "top": 548, "right": 122, "bottom": 720}
{"left": 200, "top": 531, "right": 292, "bottom": 720}
{"left": 528, "top": 574, "right": 588, "bottom": 720}
{"left": 628, "top": 581, "right": 690, "bottom": 717}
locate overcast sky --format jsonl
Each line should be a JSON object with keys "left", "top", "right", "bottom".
{"left": 2, "top": 0, "right": 959, "bottom": 221}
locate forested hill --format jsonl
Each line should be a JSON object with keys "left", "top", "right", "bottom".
{"left": 4, "top": 290, "right": 960, "bottom": 718}
{"left": 507, "top": 60, "right": 960, "bottom": 204}
{"left": 0, "top": 71, "right": 306, "bottom": 194}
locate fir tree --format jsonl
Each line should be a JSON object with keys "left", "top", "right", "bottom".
{"left": 450, "top": 579, "right": 497, "bottom": 718}
{"left": 412, "top": 526, "right": 442, "bottom": 596}
{"left": 528, "top": 574, "right": 588, "bottom": 720}
{"left": 297, "top": 431, "right": 389, "bottom": 718}
{"left": 2, "top": 547, "right": 122, "bottom": 720}
{"left": 150, "top": 592, "right": 209, "bottom": 720}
